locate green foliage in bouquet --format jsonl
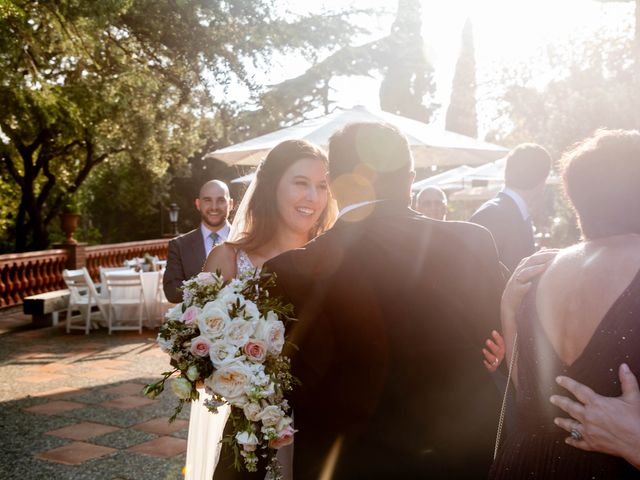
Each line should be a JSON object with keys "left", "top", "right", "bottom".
{"left": 144, "top": 270, "right": 297, "bottom": 478}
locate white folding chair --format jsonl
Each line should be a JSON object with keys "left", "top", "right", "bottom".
{"left": 155, "top": 271, "right": 175, "bottom": 324}
{"left": 99, "top": 266, "right": 131, "bottom": 286}
{"left": 62, "top": 268, "right": 107, "bottom": 334}
{"left": 104, "top": 270, "right": 144, "bottom": 334}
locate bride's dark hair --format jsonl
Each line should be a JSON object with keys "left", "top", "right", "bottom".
{"left": 229, "top": 139, "right": 335, "bottom": 252}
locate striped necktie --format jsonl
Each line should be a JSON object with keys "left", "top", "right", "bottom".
{"left": 209, "top": 232, "right": 220, "bottom": 247}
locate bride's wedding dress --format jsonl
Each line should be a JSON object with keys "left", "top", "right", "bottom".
{"left": 184, "top": 250, "right": 255, "bottom": 480}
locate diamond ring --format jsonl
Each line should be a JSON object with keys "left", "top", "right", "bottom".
{"left": 570, "top": 429, "right": 583, "bottom": 441}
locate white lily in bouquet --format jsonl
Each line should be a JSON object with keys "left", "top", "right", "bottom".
{"left": 144, "top": 270, "right": 297, "bottom": 478}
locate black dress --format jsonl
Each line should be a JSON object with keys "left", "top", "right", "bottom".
{"left": 490, "top": 270, "right": 640, "bottom": 479}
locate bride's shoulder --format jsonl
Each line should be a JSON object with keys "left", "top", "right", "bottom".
{"left": 202, "top": 242, "right": 237, "bottom": 280}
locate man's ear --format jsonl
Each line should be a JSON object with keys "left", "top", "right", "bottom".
{"left": 406, "top": 171, "right": 416, "bottom": 200}
{"left": 195, "top": 198, "right": 201, "bottom": 211}
{"left": 228, "top": 198, "right": 234, "bottom": 211}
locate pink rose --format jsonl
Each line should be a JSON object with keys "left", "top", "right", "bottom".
{"left": 269, "top": 425, "right": 295, "bottom": 449}
{"left": 243, "top": 340, "right": 267, "bottom": 363}
{"left": 180, "top": 306, "right": 200, "bottom": 325}
{"left": 196, "top": 272, "right": 219, "bottom": 286}
{"left": 190, "top": 336, "right": 211, "bottom": 357}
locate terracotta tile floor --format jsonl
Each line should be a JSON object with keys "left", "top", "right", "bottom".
{"left": 82, "top": 367, "right": 131, "bottom": 380}
{"left": 46, "top": 421, "right": 121, "bottom": 441}
{"left": 16, "top": 372, "right": 67, "bottom": 383}
{"left": 23, "top": 400, "right": 86, "bottom": 415}
{"left": 102, "top": 382, "right": 147, "bottom": 396}
{"left": 133, "top": 417, "right": 189, "bottom": 436}
{"left": 99, "top": 395, "right": 157, "bottom": 410}
{"left": 127, "top": 436, "right": 187, "bottom": 458}
{"left": 34, "top": 441, "right": 117, "bottom": 465}
{"left": 1, "top": 318, "right": 187, "bottom": 479}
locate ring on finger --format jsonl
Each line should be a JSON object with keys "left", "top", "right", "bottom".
{"left": 570, "top": 428, "right": 583, "bottom": 441}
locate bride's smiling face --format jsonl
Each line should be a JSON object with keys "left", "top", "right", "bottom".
{"left": 276, "top": 157, "right": 329, "bottom": 236}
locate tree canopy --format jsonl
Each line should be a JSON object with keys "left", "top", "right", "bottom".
{"left": 0, "top": 0, "right": 367, "bottom": 251}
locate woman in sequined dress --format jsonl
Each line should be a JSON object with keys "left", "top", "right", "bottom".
{"left": 490, "top": 129, "right": 640, "bottom": 479}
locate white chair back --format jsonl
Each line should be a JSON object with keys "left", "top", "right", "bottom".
{"left": 62, "top": 269, "right": 88, "bottom": 304}
{"left": 104, "top": 270, "right": 144, "bottom": 334}
{"left": 99, "top": 266, "right": 131, "bottom": 289}
{"left": 62, "top": 268, "right": 106, "bottom": 334}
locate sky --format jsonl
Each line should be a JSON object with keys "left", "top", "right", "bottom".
{"left": 272, "top": 0, "right": 634, "bottom": 136}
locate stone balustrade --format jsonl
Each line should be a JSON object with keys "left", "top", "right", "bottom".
{"left": 0, "top": 238, "right": 169, "bottom": 309}
{"left": 85, "top": 239, "right": 168, "bottom": 279}
{"left": 0, "top": 250, "right": 69, "bottom": 308}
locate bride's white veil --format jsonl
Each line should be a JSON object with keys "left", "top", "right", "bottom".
{"left": 228, "top": 170, "right": 258, "bottom": 242}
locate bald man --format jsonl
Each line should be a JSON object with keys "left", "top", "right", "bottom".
{"left": 416, "top": 186, "right": 448, "bottom": 220}
{"left": 163, "top": 180, "right": 233, "bottom": 303}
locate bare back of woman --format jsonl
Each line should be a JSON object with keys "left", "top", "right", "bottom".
{"left": 536, "top": 235, "right": 640, "bottom": 368}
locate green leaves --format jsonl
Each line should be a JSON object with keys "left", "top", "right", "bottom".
{"left": 2, "top": 0, "right": 380, "bottom": 251}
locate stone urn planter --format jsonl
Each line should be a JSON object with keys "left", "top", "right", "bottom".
{"left": 60, "top": 213, "right": 81, "bottom": 244}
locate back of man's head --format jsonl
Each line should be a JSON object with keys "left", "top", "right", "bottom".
{"left": 504, "top": 143, "right": 551, "bottom": 190}
{"left": 328, "top": 122, "right": 414, "bottom": 201}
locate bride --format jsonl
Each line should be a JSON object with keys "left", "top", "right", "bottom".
{"left": 184, "top": 139, "right": 337, "bottom": 480}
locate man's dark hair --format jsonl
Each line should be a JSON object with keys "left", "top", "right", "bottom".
{"left": 562, "top": 129, "right": 640, "bottom": 239}
{"left": 328, "top": 122, "right": 414, "bottom": 199}
{"left": 504, "top": 143, "right": 551, "bottom": 190}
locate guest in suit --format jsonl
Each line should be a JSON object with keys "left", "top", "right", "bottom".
{"left": 469, "top": 144, "right": 551, "bottom": 273}
{"left": 163, "top": 180, "right": 233, "bottom": 303}
{"left": 265, "top": 123, "right": 505, "bottom": 479}
{"left": 415, "top": 185, "right": 448, "bottom": 220}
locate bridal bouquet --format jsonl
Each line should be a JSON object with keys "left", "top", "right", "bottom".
{"left": 144, "top": 271, "right": 296, "bottom": 477}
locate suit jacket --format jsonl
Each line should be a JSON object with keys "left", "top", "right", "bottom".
{"left": 469, "top": 192, "right": 535, "bottom": 273}
{"left": 264, "top": 201, "right": 505, "bottom": 480}
{"left": 163, "top": 229, "right": 205, "bottom": 303}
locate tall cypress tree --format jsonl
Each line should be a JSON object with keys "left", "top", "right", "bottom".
{"left": 379, "top": 0, "right": 437, "bottom": 122}
{"left": 445, "top": 18, "right": 478, "bottom": 137}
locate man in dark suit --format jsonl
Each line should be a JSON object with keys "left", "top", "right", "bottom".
{"left": 469, "top": 144, "right": 551, "bottom": 273}
{"left": 265, "top": 123, "right": 505, "bottom": 479}
{"left": 163, "top": 180, "right": 232, "bottom": 303}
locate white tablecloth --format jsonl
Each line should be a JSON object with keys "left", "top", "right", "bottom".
{"left": 101, "top": 269, "right": 170, "bottom": 328}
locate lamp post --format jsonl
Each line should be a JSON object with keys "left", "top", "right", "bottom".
{"left": 168, "top": 203, "right": 180, "bottom": 236}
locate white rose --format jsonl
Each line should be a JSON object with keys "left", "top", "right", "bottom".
{"left": 243, "top": 402, "right": 262, "bottom": 422}
{"left": 257, "top": 405, "right": 285, "bottom": 427}
{"left": 170, "top": 377, "right": 192, "bottom": 400}
{"left": 165, "top": 304, "right": 183, "bottom": 321}
{"left": 255, "top": 316, "right": 285, "bottom": 355}
{"left": 235, "top": 431, "right": 259, "bottom": 452}
{"left": 227, "top": 278, "right": 244, "bottom": 292}
{"left": 208, "top": 341, "right": 238, "bottom": 368}
{"left": 224, "top": 319, "right": 254, "bottom": 347}
{"left": 216, "top": 285, "right": 241, "bottom": 306}
{"left": 157, "top": 333, "right": 176, "bottom": 353}
{"left": 196, "top": 271, "right": 221, "bottom": 286}
{"left": 207, "top": 362, "right": 252, "bottom": 401}
{"left": 242, "top": 300, "right": 261, "bottom": 322}
{"left": 276, "top": 416, "right": 293, "bottom": 432}
{"left": 198, "top": 302, "right": 230, "bottom": 339}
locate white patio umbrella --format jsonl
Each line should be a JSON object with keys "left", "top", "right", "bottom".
{"left": 411, "top": 165, "right": 476, "bottom": 192}
{"left": 229, "top": 172, "right": 255, "bottom": 184}
{"left": 207, "top": 106, "right": 508, "bottom": 168}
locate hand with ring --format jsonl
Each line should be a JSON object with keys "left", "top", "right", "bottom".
{"left": 482, "top": 329, "right": 505, "bottom": 373}
{"left": 570, "top": 429, "right": 583, "bottom": 441}
{"left": 550, "top": 363, "right": 640, "bottom": 470}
